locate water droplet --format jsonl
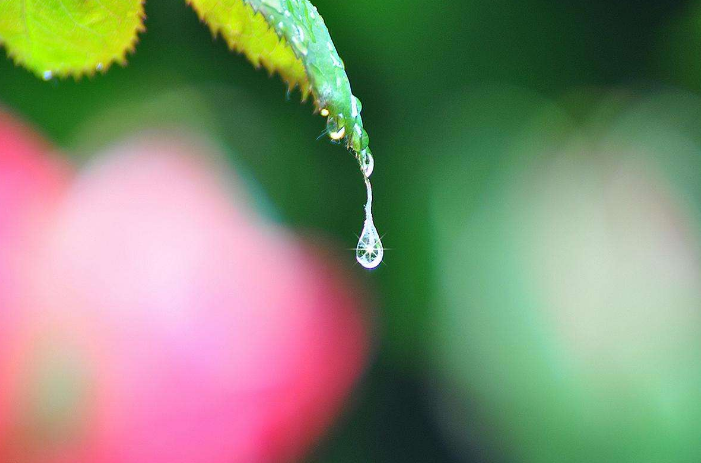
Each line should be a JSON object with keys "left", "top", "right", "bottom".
{"left": 330, "top": 54, "right": 343, "bottom": 68}
{"left": 295, "top": 42, "right": 308, "bottom": 55}
{"left": 354, "top": 96, "right": 363, "bottom": 114}
{"left": 96, "top": 62, "right": 104, "bottom": 72}
{"left": 356, "top": 220, "right": 383, "bottom": 269}
{"left": 356, "top": 178, "right": 383, "bottom": 269}
{"left": 292, "top": 26, "right": 308, "bottom": 55}
{"left": 320, "top": 108, "right": 330, "bottom": 117}
{"left": 360, "top": 148, "right": 374, "bottom": 177}
{"left": 42, "top": 70, "right": 53, "bottom": 81}
{"left": 329, "top": 125, "right": 345, "bottom": 140}
{"left": 327, "top": 114, "right": 346, "bottom": 140}
{"left": 350, "top": 125, "right": 369, "bottom": 152}
{"left": 350, "top": 96, "right": 359, "bottom": 118}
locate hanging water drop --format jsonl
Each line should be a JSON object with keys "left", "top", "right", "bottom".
{"left": 356, "top": 219, "right": 383, "bottom": 269}
{"left": 42, "top": 70, "right": 53, "bottom": 81}
{"left": 356, "top": 177, "right": 383, "bottom": 269}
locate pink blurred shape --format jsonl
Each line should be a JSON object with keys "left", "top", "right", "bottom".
{"left": 0, "top": 110, "right": 70, "bottom": 308}
{"left": 0, "top": 110, "right": 71, "bottom": 452}
{"left": 0, "top": 117, "right": 369, "bottom": 463}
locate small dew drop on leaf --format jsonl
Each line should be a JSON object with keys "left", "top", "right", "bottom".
{"left": 329, "top": 126, "right": 346, "bottom": 140}
{"left": 292, "top": 26, "right": 308, "bottom": 56}
{"left": 350, "top": 125, "right": 369, "bottom": 152}
{"left": 42, "top": 71, "right": 53, "bottom": 81}
{"left": 327, "top": 114, "right": 346, "bottom": 140}
{"left": 360, "top": 148, "right": 374, "bottom": 178}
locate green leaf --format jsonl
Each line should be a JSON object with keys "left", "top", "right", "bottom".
{"left": 0, "top": 0, "right": 145, "bottom": 79}
{"left": 188, "top": 0, "right": 373, "bottom": 165}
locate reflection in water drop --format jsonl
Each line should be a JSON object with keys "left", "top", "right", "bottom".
{"left": 42, "top": 70, "right": 53, "bottom": 81}
{"left": 356, "top": 177, "right": 383, "bottom": 269}
{"left": 329, "top": 126, "right": 345, "bottom": 140}
{"left": 326, "top": 115, "right": 346, "bottom": 141}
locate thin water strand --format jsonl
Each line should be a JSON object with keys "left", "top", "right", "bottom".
{"left": 356, "top": 177, "right": 383, "bottom": 269}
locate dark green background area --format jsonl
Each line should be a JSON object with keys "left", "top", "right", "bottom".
{"left": 1, "top": 1, "right": 698, "bottom": 461}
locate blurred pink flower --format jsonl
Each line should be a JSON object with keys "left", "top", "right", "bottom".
{"left": 0, "top": 112, "right": 369, "bottom": 463}
{"left": 0, "top": 111, "right": 71, "bottom": 451}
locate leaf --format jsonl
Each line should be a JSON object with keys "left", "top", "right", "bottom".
{"left": 0, "top": 0, "right": 145, "bottom": 79}
{"left": 188, "top": 0, "right": 373, "bottom": 166}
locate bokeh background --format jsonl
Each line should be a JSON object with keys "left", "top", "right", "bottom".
{"left": 3, "top": 0, "right": 701, "bottom": 461}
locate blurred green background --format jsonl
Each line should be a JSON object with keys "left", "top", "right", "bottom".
{"left": 4, "top": 0, "right": 701, "bottom": 461}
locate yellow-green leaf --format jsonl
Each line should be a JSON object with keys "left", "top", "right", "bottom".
{"left": 0, "top": 0, "right": 145, "bottom": 79}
